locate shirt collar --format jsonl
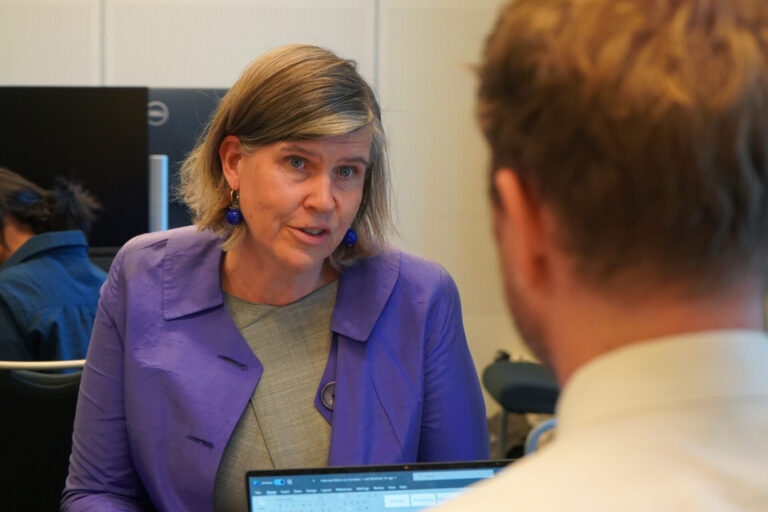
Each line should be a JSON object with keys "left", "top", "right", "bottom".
{"left": 0, "top": 230, "right": 88, "bottom": 271}
{"left": 161, "top": 226, "right": 401, "bottom": 339}
{"left": 332, "top": 249, "right": 400, "bottom": 341}
{"left": 162, "top": 227, "right": 225, "bottom": 320}
{"left": 556, "top": 330, "right": 768, "bottom": 439}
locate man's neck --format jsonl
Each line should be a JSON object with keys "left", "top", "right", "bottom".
{"left": 545, "top": 280, "right": 766, "bottom": 386}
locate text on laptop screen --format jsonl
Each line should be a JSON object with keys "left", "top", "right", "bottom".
{"left": 247, "top": 462, "right": 508, "bottom": 512}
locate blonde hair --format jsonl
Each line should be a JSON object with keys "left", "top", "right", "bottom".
{"left": 478, "top": 0, "right": 768, "bottom": 291}
{"left": 179, "top": 44, "right": 391, "bottom": 268}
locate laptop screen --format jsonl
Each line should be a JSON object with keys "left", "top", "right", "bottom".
{"left": 246, "top": 460, "right": 510, "bottom": 512}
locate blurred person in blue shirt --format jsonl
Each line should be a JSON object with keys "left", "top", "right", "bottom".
{"left": 0, "top": 167, "right": 106, "bottom": 361}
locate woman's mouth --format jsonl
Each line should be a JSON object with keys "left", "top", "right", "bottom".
{"left": 299, "top": 228, "right": 327, "bottom": 236}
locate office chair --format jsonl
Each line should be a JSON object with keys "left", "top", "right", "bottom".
{"left": 483, "top": 352, "right": 560, "bottom": 458}
{"left": 0, "top": 359, "right": 85, "bottom": 510}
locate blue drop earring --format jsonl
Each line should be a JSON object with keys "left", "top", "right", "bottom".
{"left": 226, "top": 190, "right": 243, "bottom": 225}
{"left": 343, "top": 228, "right": 357, "bottom": 247}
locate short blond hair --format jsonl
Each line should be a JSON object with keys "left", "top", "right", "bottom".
{"left": 479, "top": 0, "right": 768, "bottom": 291}
{"left": 179, "top": 44, "right": 391, "bottom": 268}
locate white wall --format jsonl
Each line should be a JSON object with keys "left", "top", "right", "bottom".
{"left": 103, "top": 0, "right": 377, "bottom": 87}
{"left": 0, "top": 0, "right": 528, "bottom": 415}
{"left": 0, "top": 0, "right": 101, "bottom": 85}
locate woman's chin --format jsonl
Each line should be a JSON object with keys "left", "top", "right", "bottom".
{"left": 276, "top": 249, "right": 332, "bottom": 278}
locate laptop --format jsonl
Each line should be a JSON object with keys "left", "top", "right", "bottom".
{"left": 246, "top": 459, "right": 510, "bottom": 511}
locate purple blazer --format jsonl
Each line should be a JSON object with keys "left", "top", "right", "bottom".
{"left": 62, "top": 226, "right": 489, "bottom": 511}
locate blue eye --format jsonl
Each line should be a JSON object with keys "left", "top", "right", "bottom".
{"left": 338, "top": 166, "right": 353, "bottom": 178}
{"left": 290, "top": 157, "right": 305, "bottom": 168}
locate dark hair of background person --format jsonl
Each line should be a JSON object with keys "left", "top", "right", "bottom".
{"left": 0, "top": 167, "right": 100, "bottom": 247}
{"left": 477, "top": 0, "right": 768, "bottom": 297}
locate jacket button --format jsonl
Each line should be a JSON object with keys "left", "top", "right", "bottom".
{"left": 321, "top": 381, "right": 336, "bottom": 410}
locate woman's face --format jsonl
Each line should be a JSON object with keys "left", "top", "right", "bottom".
{"left": 220, "top": 130, "right": 371, "bottom": 277}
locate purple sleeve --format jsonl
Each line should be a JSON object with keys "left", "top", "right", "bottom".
{"left": 417, "top": 268, "right": 490, "bottom": 461}
{"left": 61, "top": 251, "right": 151, "bottom": 511}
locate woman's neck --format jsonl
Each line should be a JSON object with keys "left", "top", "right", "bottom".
{"left": 0, "top": 216, "right": 34, "bottom": 265}
{"left": 220, "top": 248, "right": 338, "bottom": 306}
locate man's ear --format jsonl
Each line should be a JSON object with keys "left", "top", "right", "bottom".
{"left": 493, "top": 168, "right": 550, "bottom": 291}
{"left": 219, "top": 135, "right": 244, "bottom": 190}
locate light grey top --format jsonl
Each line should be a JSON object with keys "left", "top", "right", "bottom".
{"left": 213, "top": 281, "right": 337, "bottom": 512}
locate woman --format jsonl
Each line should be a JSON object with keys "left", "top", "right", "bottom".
{"left": 0, "top": 168, "right": 105, "bottom": 361}
{"left": 63, "top": 45, "right": 488, "bottom": 512}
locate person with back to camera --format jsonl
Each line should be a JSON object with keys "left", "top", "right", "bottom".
{"left": 0, "top": 168, "right": 106, "bottom": 361}
{"left": 431, "top": 0, "right": 768, "bottom": 510}
{"left": 62, "top": 44, "right": 489, "bottom": 511}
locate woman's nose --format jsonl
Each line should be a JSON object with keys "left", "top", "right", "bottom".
{"left": 304, "top": 173, "right": 335, "bottom": 213}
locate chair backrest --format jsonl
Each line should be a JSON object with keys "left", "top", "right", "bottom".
{"left": 483, "top": 354, "right": 560, "bottom": 458}
{"left": 483, "top": 357, "right": 560, "bottom": 414}
{"left": 0, "top": 360, "right": 84, "bottom": 510}
{"left": 0, "top": 359, "right": 86, "bottom": 370}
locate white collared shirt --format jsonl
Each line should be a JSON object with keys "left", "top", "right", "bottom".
{"left": 433, "top": 330, "right": 768, "bottom": 511}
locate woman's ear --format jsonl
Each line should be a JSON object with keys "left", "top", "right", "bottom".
{"left": 219, "top": 135, "right": 243, "bottom": 190}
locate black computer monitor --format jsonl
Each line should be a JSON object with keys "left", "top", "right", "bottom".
{"left": 0, "top": 87, "right": 149, "bottom": 250}
{"left": 147, "top": 88, "right": 227, "bottom": 228}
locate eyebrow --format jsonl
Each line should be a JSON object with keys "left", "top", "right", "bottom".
{"left": 281, "top": 144, "right": 370, "bottom": 167}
